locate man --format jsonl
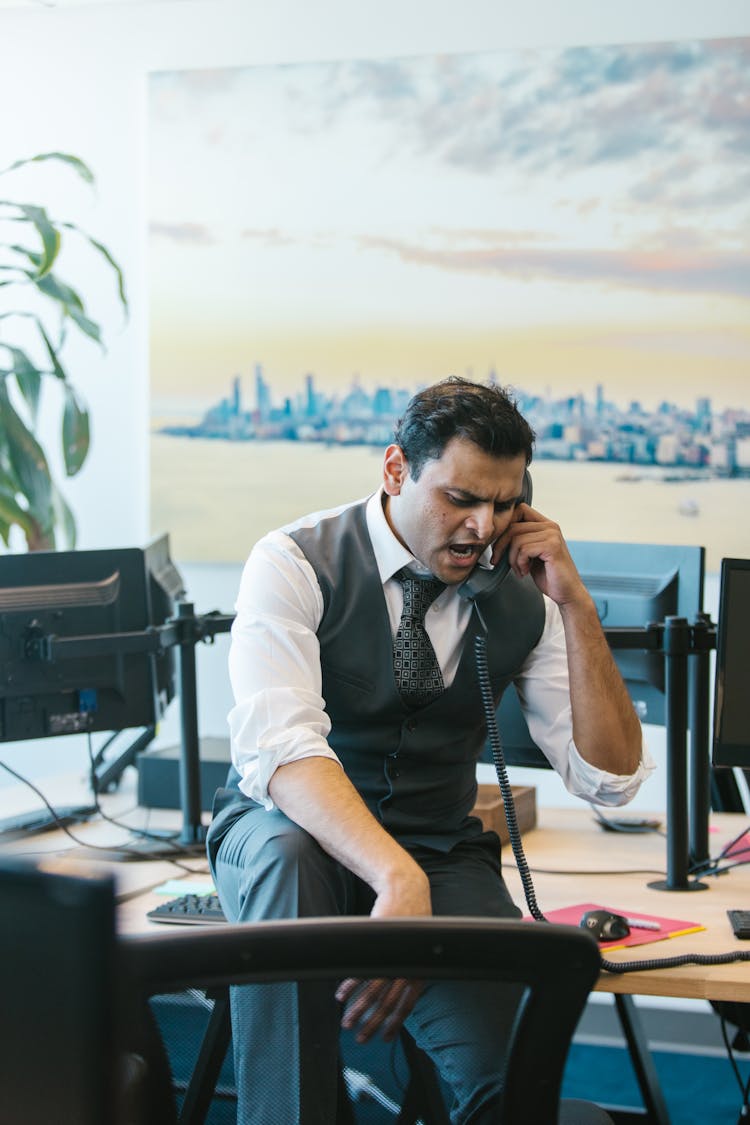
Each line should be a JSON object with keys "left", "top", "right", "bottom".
{"left": 207, "top": 377, "right": 653, "bottom": 1124}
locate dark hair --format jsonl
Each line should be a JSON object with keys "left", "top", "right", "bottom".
{"left": 393, "top": 377, "right": 535, "bottom": 479}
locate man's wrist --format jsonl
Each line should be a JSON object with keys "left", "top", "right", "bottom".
{"left": 371, "top": 851, "right": 430, "bottom": 899}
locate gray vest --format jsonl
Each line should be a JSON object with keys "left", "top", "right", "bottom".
{"left": 211, "top": 499, "right": 546, "bottom": 852}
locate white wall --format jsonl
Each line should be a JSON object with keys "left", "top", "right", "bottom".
{"left": 1, "top": 0, "right": 747, "bottom": 810}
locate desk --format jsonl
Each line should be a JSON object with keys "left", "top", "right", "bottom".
{"left": 499, "top": 806, "right": 750, "bottom": 1004}
{"left": 114, "top": 805, "right": 750, "bottom": 1125}
{"left": 15, "top": 799, "right": 749, "bottom": 1125}
{"left": 108, "top": 804, "right": 750, "bottom": 1002}
{"left": 7, "top": 795, "right": 748, "bottom": 996}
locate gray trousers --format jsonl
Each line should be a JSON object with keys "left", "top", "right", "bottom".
{"left": 207, "top": 805, "right": 524, "bottom": 1125}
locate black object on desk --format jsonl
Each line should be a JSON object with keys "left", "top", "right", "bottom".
{"left": 0, "top": 803, "right": 98, "bottom": 840}
{"left": 148, "top": 893, "right": 227, "bottom": 925}
{"left": 728, "top": 910, "right": 750, "bottom": 940}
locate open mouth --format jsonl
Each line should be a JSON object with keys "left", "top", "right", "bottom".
{"left": 448, "top": 544, "right": 481, "bottom": 564}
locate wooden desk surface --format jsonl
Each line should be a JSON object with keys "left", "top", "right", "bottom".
{"left": 7, "top": 794, "right": 750, "bottom": 1003}
{"left": 500, "top": 806, "right": 750, "bottom": 1003}
{"left": 116, "top": 805, "right": 750, "bottom": 1003}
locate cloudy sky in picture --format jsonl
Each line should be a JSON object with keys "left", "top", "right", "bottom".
{"left": 149, "top": 37, "right": 750, "bottom": 413}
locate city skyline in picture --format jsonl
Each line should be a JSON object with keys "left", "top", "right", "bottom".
{"left": 149, "top": 37, "right": 750, "bottom": 418}
{"left": 148, "top": 36, "right": 750, "bottom": 563}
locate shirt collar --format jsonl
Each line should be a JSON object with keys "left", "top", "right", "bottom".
{"left": 366, "top": 489, "right": 417, "bottom": 583}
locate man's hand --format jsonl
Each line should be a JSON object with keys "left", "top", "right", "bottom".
{"left": 336, "top": 977, "right": 423, "bottom": 1043}
{"left": 498, "top": 505, "right": 643, "bottom": 776}
{"left": 501, "top": 502, "right": 589, "bottom": 608}
{"left": 335, "top": 863, "right": 432, "bottom": 1043}
{"left": 268, "top": 757, "right": 433, "bottom": 1044}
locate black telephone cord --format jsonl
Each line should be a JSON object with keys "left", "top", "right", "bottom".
{"left": 473, "top": 632, "right": 750, "bottom": 976}
{"left": 474, "top": 634, "right": 545, "bottom": 923}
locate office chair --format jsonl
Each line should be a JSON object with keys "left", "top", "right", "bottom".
{"left": 119, "top": 915, "right": 614, "bottom": 1124}
{"left": 0, "top": 859, "right": 137, "bottom": 1125}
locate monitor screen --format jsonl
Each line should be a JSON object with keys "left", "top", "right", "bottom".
{"left": 712, "top": 558, "right": 750, "bottom": 770}
{"left": 489, "top": 540, "right": 705, "bottom": 769}
{"left": 0, "top": 535, "right": 184, "bottom": 742}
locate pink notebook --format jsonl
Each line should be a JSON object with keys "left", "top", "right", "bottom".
{"left": 526, "top": 901, "right": 704, "bottom": 950}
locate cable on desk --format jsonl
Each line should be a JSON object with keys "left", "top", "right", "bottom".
{"left": 589, "top": 804, "right": 665, "bottom": 836}
{"left": 0, "top": 757, "right": 206, "bottom": 875}
{"left": 83, "top": 733, "right": 186, "bottom": 851}
{"left": 693, "top": 857, "right": 750, "bottom": 879}
{"left": 500, "top": 863, "right": 669, "bottom": 877}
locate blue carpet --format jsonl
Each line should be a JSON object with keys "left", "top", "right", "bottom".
{"left": 153, "top": 996, "right": 749, "bottom": 1123}
{"left": 562, "top": 1040, "right": 746, "bottom": 1125}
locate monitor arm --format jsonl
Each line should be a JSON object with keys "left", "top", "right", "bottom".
{"left": 25, "top": 602, "right": 234, "bottom": 851}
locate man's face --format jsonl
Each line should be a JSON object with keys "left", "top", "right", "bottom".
{"left": 383, "top": 437, "right": 528, "bottom": 585}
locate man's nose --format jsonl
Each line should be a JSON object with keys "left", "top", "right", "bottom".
{"left": 465, "top": 505, "right": 496, "bottom": 539}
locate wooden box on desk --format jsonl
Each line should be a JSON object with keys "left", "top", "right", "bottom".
{"left": 472, "top": 784, "right": 537, "bottom": 844}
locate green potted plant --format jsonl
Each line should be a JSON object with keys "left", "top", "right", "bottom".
{"left": 0, "top": 152, "right": 127, "bottom": 551}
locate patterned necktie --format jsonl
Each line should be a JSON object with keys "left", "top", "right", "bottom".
{"left": 393, "top": 570, "right": 446, "bottom": 706}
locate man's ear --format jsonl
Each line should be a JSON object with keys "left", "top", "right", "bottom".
{"left": 383, "top": 444, "right": 408, "bottom": 496}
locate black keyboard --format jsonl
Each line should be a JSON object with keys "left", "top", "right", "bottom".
{"left": 147, "top": 893, "right": 227, "bottom": 925}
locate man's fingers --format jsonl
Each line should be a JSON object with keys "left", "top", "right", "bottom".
{"left": 337, "top": 978, "right": 421, "bottom": 1043}
{"left": 335, "top": 977, "right": 359, "bottom": 1005}
{"left": 380, "top": 981, "right": 422, "bottom": 1042}
{"left": 490, "top": 529, "right": 512, "bottom": 567}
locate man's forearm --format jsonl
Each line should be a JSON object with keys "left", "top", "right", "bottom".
{"left": 559, "top": 592, "right": 643, "bottom": 776}
{"left": 267, "top": 757, "right": 432, "bottom": 915}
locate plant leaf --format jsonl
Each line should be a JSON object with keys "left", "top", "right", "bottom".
{"left": 36, "top": 320, "right": 68, "bottom": 380}
{"left": 0, "top": 242, "right": 43, "bottom": 276}
{"left": 0, "top": 382, "right": 54, "bottom": 533}
{"left": 36, "top": 271, "right": 84, "bottom": 310}
{"left": 35, "top": 273, "right": 105, "bottom": 347}
{"left": 0, "top": 483, "right": 38, "bottom": 541}
{"left": 0, "top": 152, "right": 95, "bottom": 184}
{"left": 51, "top": 480, "right": 77, "bottom": 548}
{"left": 14, "top": 204, "right": 60, "bottom": 278}
{"left": 61, "top": 222, "right": 129, "bottom": 314}
{"left": 4, "top": 346, "right": 43, "bottom": 424}
{"left": 62, "top": 384, "right": 90, "bottom": 476}
{"left": 67, "top": 304, "right": 103, "bottom": 345}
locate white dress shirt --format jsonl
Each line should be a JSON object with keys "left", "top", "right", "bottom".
{"left": 228, "top": 491, "right": 654, "bottom": 809}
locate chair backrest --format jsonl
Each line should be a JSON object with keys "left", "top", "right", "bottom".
{"left": 120, "top": 915, "right": 601, "bottom": 1122}
{"left": 0, "top": 859, "right": 118, "bottom": 1125}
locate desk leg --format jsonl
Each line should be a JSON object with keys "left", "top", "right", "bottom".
{"left": 614, "top": 995, "right": 671, "bottom": 1125}
{"left": 178, "top": 990, "right": 233, "bottom": 1125}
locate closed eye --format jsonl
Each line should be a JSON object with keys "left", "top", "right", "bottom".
{"left": 446, "top": 493, "right": 517, "bottom": 513}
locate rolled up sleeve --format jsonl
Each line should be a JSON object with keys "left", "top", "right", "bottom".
{"left": 228, "top": 534, "right": 342, "bottom": 807}
{"left": 516, "top": 598, "right": 655, "bottom": 806}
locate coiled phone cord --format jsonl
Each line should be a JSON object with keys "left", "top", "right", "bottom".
{"left": 473, "top": 632, "right": 750, "bottom": 976}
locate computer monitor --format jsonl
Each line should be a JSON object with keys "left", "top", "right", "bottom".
{"left": 490, "top": 541, "right": 706, "bottom": 769}
{"left": 0, "top": 534, "right": 184, "bottom": 743}
{"left": 712, "top": 557, "right": 750, "bottom": 771}
{"left": 143, "top": 533, "right": 188, "bottom": 717}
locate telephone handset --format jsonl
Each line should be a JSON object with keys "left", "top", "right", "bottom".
{"left": 457, "top": 468, "right": 532, "bottom": 602}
